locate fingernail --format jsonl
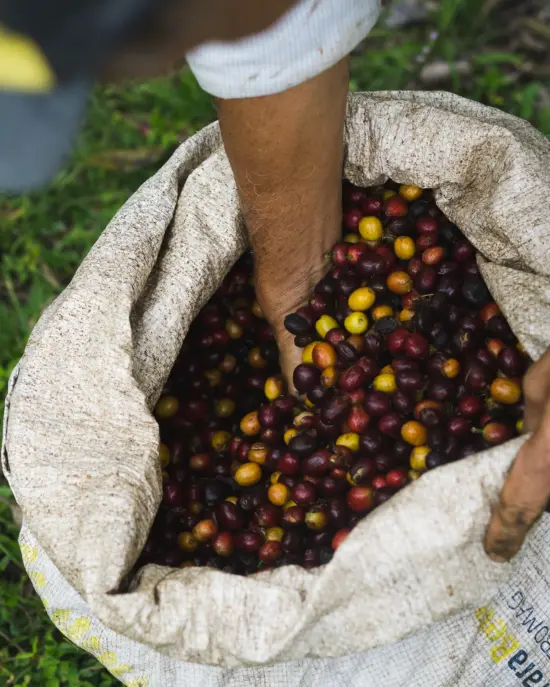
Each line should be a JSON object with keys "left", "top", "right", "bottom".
{"left": 488, "top": 552, "right": 508, "bottom": 564}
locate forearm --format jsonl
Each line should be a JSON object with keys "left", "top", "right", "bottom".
{"left": 217, "top": 58, "right": 348, "bottom": 341}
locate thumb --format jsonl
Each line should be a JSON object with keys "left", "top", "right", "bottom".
{"left": 485, "top": 424, "right": 550, "bottom": 562}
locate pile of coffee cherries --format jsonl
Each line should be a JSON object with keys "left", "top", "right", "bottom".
{"left": 140, "top": 180, "right": 530, "bottom": 575}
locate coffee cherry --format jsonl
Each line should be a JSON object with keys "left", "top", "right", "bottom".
{"left": 178, "top": 532, "right": 199, "bottom": 553}
{"left": 281, "top": 505, "right": 305, "bottom": 528}
{"left": 372, "top": 305, "right": 394, "bottom": 321}
{"left": 192, "top": 519, "right": 218, "bottom": 543}
{"left": 293, "top": 363, "right": 322, "bottom": 393}
{"left": 373, "top": 373, "right": 397, "bottom": 393}
{"left": 155, "top": 395, "right": 179, "bottom": 419}
{"left": 240, "top": 411, "right": 260, "bottom": 436}
{"left": 305, "top": 507, "right": 329, "bottom": 531}
{"left": 490, "top": 378, "right": 521, "bottom": 405}
{"left": 358, "top": 216, "right": 383, "bottom": 241}
{"left": 348, "top": 286, "right": 376, "bottom": 311}
{"left": 268, "top": 483, "right": 290, "bottom": 507}
{"left": 399, "top": 184, "right": 422, "bottom": 202}
{"left": 483, "top": 422, "right": 513, "bottom": 446}
{"left": 385, "top": 195, "right": 408, "bottom": 217}
{"left": 336, "top": 432, "right": 360, "bottom": 452}
{"left": 332, "top": 529, "right": 350, "bottom": 550}
{"left": 401, "top": 421, "right": 428, "bottom": 447}
{"left": 234, "top": 462, "right": 262, "bottom": 487}
{"left": 346, "top": 486, "right": 374, "bottom": 513}
{"left": 395, "top": 235, "right": 417, "bottom": 261}
{"left": 387, "top": 271, "right": 413, "bottom": 295}
{"left": 315, "top": 314, "right": 339, "bottom": 339}
{"left": 344, "top": 311, "right": 368, "bottom": 335}
{"left": 405, "top": 333, "right": 430, "bottom": 359}
{"left": 213, "top": 532, "right": 234, "bottom": 557}
{"left": 159, "top": 443, "right": 170, "bottom": 469}
{"left": 259, "top": 541, "right": 282, "bottom": 564}
{"left": 311, "top": 342, "right": 337, "bottom": 370}
{"left": 410, "top": 446, "right": 430, "bottom": 471}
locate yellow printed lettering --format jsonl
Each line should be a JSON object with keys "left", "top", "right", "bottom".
{"left": 490, "top": 635, "right": 520, "bottom": 663}
{"left": 475, "top": 605, "right": 495, "bottom": 630}
{"left": 484, "top": 618, "right": 507, "bottom": 642}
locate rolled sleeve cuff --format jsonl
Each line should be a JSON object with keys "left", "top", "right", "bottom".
{"left": 185, "top": 0, "right": 381, "bottom": 99}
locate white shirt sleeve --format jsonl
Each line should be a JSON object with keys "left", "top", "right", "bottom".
{"left": 185, "top": 0, "right": 381, "bottom": 99}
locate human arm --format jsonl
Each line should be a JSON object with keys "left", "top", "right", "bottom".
{"left": 216, "top": 58, "right": 349, "bottom": 386}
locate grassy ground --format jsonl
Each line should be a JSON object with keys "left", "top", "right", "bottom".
{"left": 1, "top": 1, "right": 549, "bottom": 684}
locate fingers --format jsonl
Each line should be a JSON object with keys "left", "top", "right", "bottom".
{"left": 523, "top": 349, "right": 550, "bottom": 433}
{"left": 484, "top": 430, "right": 550, "bottom": 562}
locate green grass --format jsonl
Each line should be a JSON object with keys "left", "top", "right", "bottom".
{"left": 1, "top": 2, "right": 549, "bottom": 684}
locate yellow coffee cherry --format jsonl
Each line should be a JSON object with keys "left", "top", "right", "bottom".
{"left": 264, "top": 376, "right": 284, "bottom": 401}
{"left": 321, "top": 366, "right": 339, "bottom": 388}
{"left": 315, "top": 315, "right": 339, "bottom": 338}
{"left": 348, "top": 287, "right": 376, "bottom": 311}
{"left": 270, "top": 471, "right": 282, "bottom": 485}
{"left": 211, "top": 431, "right": 231, "bottom": 453}
{"left": 516, "top": 418, "right": 524, "bottom": 434}
{"left": 381, "top": 364, "right": 394, "bottom": 375}
{"left": 336, "top": 432, "right": 360, "bottom": 452}
{"left": 302, "top": 341, "right": 320, "bottom": 364}
{"left": 225, "top": 495, "right": 239, "bottom": 504}
{"left": 394, "top": 236, "right": 416, "bottom": 260}
{"left": 344, "top": 312, "right": 369, "bottom": 335}
{"left": 399, "top": 308, "right": 415, "bottom": 323}
{"left": 372, "top": 305, "right": 394, "bottom": 321}
{"left": 225, "top": 319, "right": 243, "bottom": 339}
{"left": 399, "top": 184, "right": 423, "bottom": 202}
{"left": 159, "top": 443, "right": 170, "bottom": 469}
{"left": 234, "top": 462, "right": 262, "bottom": 487}
{"left": 345, "top": 233, "right": 360, "bottom": 243}
{"left": 408, "top": 469, "right": 422, "bottom": 481}
{"left": 401, "top": 421, "right": 428, "bottom": 447}
{"left": 373, "top": 373, "right": 397, "bottom": 393}
{"left": 178, "top": 532, "right": 199, "bottom": 553}
{"left": 248, "top": 443, "right": 269, "bottom": 465}
{"left": 358, "top": 216, "right": 383, "bottom": 241}
{"left": 284, "top": 428, "right": 298, "bottom": 445}
{"left": 383, "top": 189, "right": 397, "bottom": 200}
{"left": 214, "top": 398, "right": 236, "bottom": 418}
{"left": 265, "top": 527, "right": 285, "bottom": 541}
{"left": 410, "top": 445, "right": 431, "bottom": 471}
{"left": 240, "top": 411, "right": 260, "bottom": 436}
{"left": 268, "top": 483, "right": 290, "bottom": 506}
{"left": 265, "top": 527, "right": 285, "bottom": 543}
{"left": 204, "top": 369, "right": 222, "bottom": 387}
{"left": 155, "top": 395, "right": 179, "bottom": 419}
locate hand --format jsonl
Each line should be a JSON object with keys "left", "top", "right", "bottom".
{"left": 217, "top": 59, "right": 349, "bottom": 392}
{"left": 254, "top": 263, "right": 329, "bottom": 393}
{"left": 484, "top": 349, "right": 550, "bottom": 561}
